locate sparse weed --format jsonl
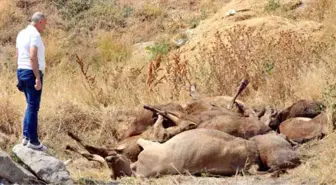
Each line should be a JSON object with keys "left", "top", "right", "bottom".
{"left": 146, "top": 49, "right": 191, "bottom": 100}
{"left": 0, "top": 98, "right": 20, "bottom": 136}
{"left": 59, "top": 0, "right": 91, "bottom": 19}
{"left": 139, "top": 2, "right": 165, "bottom": 20}
{"left": 0, "top": 0, "right": 24, "bottom": 44}
{"left": 145, "top": 40, "right": 171, "bottom": 60}
{"left": 265, "top": 0, "right": 281, "bottom": 12}
{"left": 187, "top": 8, "right": 208, "bottom": 29}
{"left": 97, "top": 32, "right": 131, "bottom": 63}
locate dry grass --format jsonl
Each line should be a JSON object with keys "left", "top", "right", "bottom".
{"left": 0, "top": 0, "right": 25, "bottom": 44}
{"left": 188, "top": 24, "right": 328, "bottom": 107}
{"left": 0, "top": 0, "right": 336, "bottom": 184}
{"left": 293, "top": 133, "right": 336, "bottom": 184}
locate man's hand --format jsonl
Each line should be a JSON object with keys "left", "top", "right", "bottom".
{"left": 30, "top": 46, "right": 41, "bottom": 90}
{"left": 35, "top": 78, "right": 42, "bottom": 90}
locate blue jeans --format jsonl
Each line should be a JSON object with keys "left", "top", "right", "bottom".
{"left": 16, "top": 69, "right": 43, "bottom": 145}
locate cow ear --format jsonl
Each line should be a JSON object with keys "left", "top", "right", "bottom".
{"left": 115, "top": 144, "right": 126, "bottom": 153}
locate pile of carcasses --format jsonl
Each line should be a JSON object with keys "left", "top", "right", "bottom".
{"left": 67, "top": 80, "right": 328, "bottom": 179}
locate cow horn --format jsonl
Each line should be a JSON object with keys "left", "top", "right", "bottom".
{"left": 143, "top": 105, "right": 182, "bottom": 125}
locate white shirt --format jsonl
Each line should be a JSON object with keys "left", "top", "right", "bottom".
{"left": 16, "top": 25, "right": 45, "bottom": 73}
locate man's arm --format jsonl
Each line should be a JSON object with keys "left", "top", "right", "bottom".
{"left": 29, "top": 46, "right": 41, "bottom": 90}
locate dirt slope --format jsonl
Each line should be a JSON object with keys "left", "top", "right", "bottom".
{"left": 180, "top": 0, "right": 325, "bottom": 63}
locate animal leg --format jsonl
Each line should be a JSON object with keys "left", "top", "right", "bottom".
{"left": 143, "top": 105, "right": 184, "bottom": 125}
{"left": 152, "top": 114, "right": 167, "bottom": 142}
{"left": 131, "top": 161, "right": 137, "bottom": 171}
{"left": 269, "top": 169, "right": 287, "bottom": 178}
{"left": 65, "top": 145, "right": 106, "bottom": 165}
{"left": 278, "top": 133, "right": 300, "bottom": 148}
{"left": 228, "top": 79, "right": 249, "bottom": 110}
{"left": 165, "top": 121, "right": 198, "bottom": 139}
{"left": 67, "top": 131, "right": 115, "bottom": 157}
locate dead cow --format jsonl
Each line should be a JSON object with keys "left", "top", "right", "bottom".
{"left": 187, "top": 79, "right": 253, "bottom": 116}
{"left": 105, "top": 153, "right": 134, "bottom": 179}
{"left": 250, "top": 132, "right": 301, "bottom": 174}
{"left": 67, "top": 113, "right": 197, "bottom": 163}
{"left": 132, "top": 129, "right": 260, "bottom": 178}
{"left": 198, "top": 114, "right": 272, "bottom": 139}
{"left": 269, "top": 100, "right": 325, "bottom": 131}
{"left": 120, "top": 103, "right": 185, "bottom": 140}
{"left": 121, "top": 79, "right": 252, "bottom": 141}
{"left": 278, "top": 113, "right": 328, "bottom": 143}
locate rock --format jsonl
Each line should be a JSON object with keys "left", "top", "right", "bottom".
{"left": 12, "top": 144, "right": 73, "bottom": 185}
{"left": 225, "top": 9, "right": 237, "bottom": 17}
{"left": 171, "top": 32, "right": 189, "bottom": 48}
{"left": 0, "top": 150, "right": 40, "bottom": 184}
{"left": 131, "top": 41, "right": 155, "bottom": 56}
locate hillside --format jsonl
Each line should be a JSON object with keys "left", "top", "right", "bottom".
{"left": 1, "top": 0, "right": 336, "bottom": 184}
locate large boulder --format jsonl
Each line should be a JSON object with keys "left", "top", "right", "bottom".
{"left": 12, "top": 144, "right": 73, "bottom": 184}
{"left": 0, "top": 150, "right": 40, "bottom": 184}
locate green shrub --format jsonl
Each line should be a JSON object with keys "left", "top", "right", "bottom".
{"left": 145, "top": 41, "right": 171, "bottom": 60}
{"left": 56, "top": 0, "right": 92, "bottom": 19}
{"left": 265, "top": 0, "right": 281, "bottom": 12}
{"left": 50, "top": 0, "right": 127, "bottom": 31}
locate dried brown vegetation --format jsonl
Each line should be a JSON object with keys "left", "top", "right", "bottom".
{"left": 0, "top": 0, "right": 336, "bottom": 183}
{"left": 192, "top": 24, "right": 328, "bottom": 106}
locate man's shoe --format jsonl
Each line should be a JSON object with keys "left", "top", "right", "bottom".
{"left": 22, "top": 137, "right": 29, "bottom": 146}
{"left": 27, "top": 142, "right": 48, "bottom": 152}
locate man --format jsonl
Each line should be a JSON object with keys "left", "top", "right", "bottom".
{"left": 16, "top": 12, "right": 47, "bottom": 151}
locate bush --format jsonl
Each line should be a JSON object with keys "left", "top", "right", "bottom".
{"left": 51, "top": 0, "right": 91, "bottom": 19}
{"left": 188, "top": 9, "right": 208, "bottom": 29}
{"left": 52, "top": 0, "right": 127, "bottom": 31}
{"left": 265, "top": 0, "right": 281, "bottom": 12}
{"left": 142, "top": 2, "right": 164, "bottom": 19}
{"left": 136, "top": 2, "right": 166, "bottom": 21}
{"left": 145, "top": 40, "right": 171, "bottom": 60}
{"left": 96, "top": 32, "right": 131, "bottom": 63}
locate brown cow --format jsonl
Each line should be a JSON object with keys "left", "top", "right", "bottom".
{"left": 120, "top": 102, "right": 185, "bottom": 140}
{"left": 187, "top": 79, "right": 253, "bottom": 116}
{"left": 132, "top": 129, "right": 260, "bottom": 178}
{"left": 68, "top": 129, "right": 302, "bottom": 179}
{"left": 269, "top": 99, "right": 325, "bottom": 131}
{"left": 105, "top": 153, "right": 133, "bottom": 179}
{"left": 67, "top": 113, "right": 197, "bottom": 162}
{"left": 250, "top": 132, "right": 301, "bottom": 174}
{"left": 67, "top": 99, "right": 274, "bottom": 164}
{"left": 197, "top": 114, "right": 272, "bottom": 139}
{"left": 66, "top": 143, "right": 134, "bottom": 180}
{"left": 278, "top": 113, "right": 328, "bottom": 143}
{"left": 121, "top": 79, "right": 252, "bottom": 141}
{"left": 103, "top": 131, "right": 302, "bottom": 179}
